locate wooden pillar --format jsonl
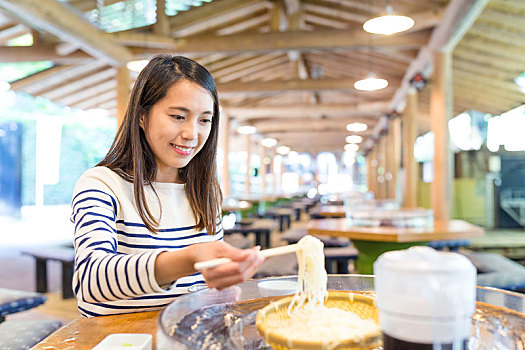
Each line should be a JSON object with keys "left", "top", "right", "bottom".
{"left": 245, "top": 134, "right": 252, "bottom": 194}
{"left": 153, "top": 0, "right": 170, "bottom": 35}
{"left": 378, "top": 137, "right": 387, "bottom": 199}
{"left": 260, "top": 143, "right": 267, "bottom": 193}
{"left": 385, "top": 125, "right": 395, "bottom": 199}
{"left": 369, "top": 147, "right": 378, "bottom": 197}
{"left": 403, "top": 88, "right": 418, "bottom": 208}
{"left": 116, "top": 67, "right": 130, "bottom": 127}
{"left": 219, "top": 114, "right": 230, "bottom": 197}
{"left": 430, "top": 51, "right": 453, "bottom": 221}
{"left": 391, "top": 117, "right": 402, "bottom": 201}
{"left": 270, "top": 148, "right": 276, "bottom": 193}
{"left": 367, "top": 151, "right": 374, "bottom": 194}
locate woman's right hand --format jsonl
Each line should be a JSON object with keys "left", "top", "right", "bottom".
{"left": 191, "top": 241, "right": 265, "bottom": 290}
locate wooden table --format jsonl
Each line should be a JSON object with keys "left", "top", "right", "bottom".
{"left": 222, "top": 200, "right": 252, "bottom": 212}
{"left": 34, "top": 311, "right": 159, "bottom": 349}
{"left": 318, "top": 205, "right": 345, "bottom": 217}
{"left": 308, "top": 219, "right": 484, "bottom": 274}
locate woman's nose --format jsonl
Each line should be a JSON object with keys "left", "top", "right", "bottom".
{"left": 181, "top": 120, "right": 198, "bottom": 140}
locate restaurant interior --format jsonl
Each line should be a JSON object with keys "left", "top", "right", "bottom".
{"left": 0, "top": 0, "right": 525, "bottom": 348}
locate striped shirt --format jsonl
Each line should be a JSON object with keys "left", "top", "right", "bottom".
{"left": 71, "top": 166, "right": 223, "bottom": 317}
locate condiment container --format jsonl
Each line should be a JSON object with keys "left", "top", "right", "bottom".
{"left": 374, "top": 246, "right": 476, "bottom": 349}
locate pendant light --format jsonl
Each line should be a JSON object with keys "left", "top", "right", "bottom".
{"left": 354, "top": 32, "right": 388, "bottom": 92}
{"left": 363, "top": 2, "right": 414, "bottom": 35}
{"left": 354, "top": 72, "right": 388, "bottom": 91}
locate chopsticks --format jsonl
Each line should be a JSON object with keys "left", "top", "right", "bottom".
{"left": 194, "top": 244, "right": 300, "bottom": 271}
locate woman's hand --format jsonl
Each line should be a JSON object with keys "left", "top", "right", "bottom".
{"left": 191, "top": 241, "right": 265, "bottom": 290}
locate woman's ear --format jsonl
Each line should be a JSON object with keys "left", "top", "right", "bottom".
{"left": 139, "top": 115, "right": 145, "bottom": 130}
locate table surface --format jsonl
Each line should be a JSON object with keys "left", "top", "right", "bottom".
{"left": 34, "top": 311, "right": 160, "bottom": 350}
{"left": 307, "top": 219, "right": 484, "bottom": 242}
{"left": 318, "top": 205, "right": 346, "bottom": 217}
{"left": 222, "top": 201, "right": 252, "bottom": 212}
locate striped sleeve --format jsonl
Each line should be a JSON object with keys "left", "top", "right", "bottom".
{"left": 71, "top": 170, "right": 167, "bottom": 304}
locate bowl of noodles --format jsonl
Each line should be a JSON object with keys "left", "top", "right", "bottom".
{"left": 256, "top": 291, "right": 381, "bottom": 350}
{"left": 256, "top": 235, "right": 382, "bottom": 350}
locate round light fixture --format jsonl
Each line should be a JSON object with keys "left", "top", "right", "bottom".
{"left": 363, "top": 6, "right": 414, "bottom": 35}
{"left": 237, "top": 125, "right": 257, "bottom": 134}
{"left": 345, "top": 135, "right": 363, "bottom": 144}
{"left": 346, "top": 122, "right": 368, "bottom": 132}
{"left": 261, "top": 138, "right": 278, "bottom": 147}
{"left": 276, "top": 146, "right": 290, "bottom": 155}
{"left": 345, "top": 143, "right": 360, "bottom": 152}
{"left": 354, "top": 73, "right": 388, "bottom": 91}
{"left": 126, "top": 59, "right": 149, "bottom": 72}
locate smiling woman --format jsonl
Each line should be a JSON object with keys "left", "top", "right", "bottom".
{"left": 70, "top": 55, "right": 264, "bottom": 317}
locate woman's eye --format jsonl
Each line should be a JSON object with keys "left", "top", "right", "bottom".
{"left": 170, "top": 115, "right": 185, "bottom": 120}
{"left": 201, "top": 118, "right": 212, "bottom": 124}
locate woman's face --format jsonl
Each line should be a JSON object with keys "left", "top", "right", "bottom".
{"left": 141, "top": 79, "right": 214, "bottom": 183}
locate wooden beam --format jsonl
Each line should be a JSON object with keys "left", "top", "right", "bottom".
{"left": 227, "top": 101, "right": 390, "bottom": 119}
{"left": 218, "top": 78, "right": 375, "bottom": 94}
{"left": 250, "top": 118, "right": 377, "bottom": 132}
{"left": 75, "top": 90, "right": 117, "bottom": 110}
{"left": 0, "top": 23, "right": 28, "bottom": 44}
{"left": 40, "top": 68, "right": 117, "bottom": 100}
{"left": 0, "top": 0, "right": 134, "bottom": 66}
{"left": 125, "top": 29, "right": 428, "bottom": 55}
{"left": 0, "top": 45, "right": 90, "bottom": 63}
{"left": 389, "top": 0, "right": 490, "bottom": 112}
{"left": 57, "top": 79, "right": 116, "bottom": 106}
{"left": 170, "top": 0, "right": 269, "bottom": 37}
{"left": 266, "top": 131, "right": 366, "bottom": 140}
{"left": 11, "top": 60, "right": 107, "bottom": 94}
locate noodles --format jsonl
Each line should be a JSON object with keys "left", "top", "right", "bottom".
{"left": 288, "top": 235, "right": 327, "bottom": 314}
{"left": 268, "top": 235, "right": 380, "bottom": 347}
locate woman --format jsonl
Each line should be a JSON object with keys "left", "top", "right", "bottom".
{"left": 71, "top": 55, "right": 263, "bottom": 317}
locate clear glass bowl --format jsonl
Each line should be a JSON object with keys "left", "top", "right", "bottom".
{"left": 157, "top": 275, "right": 525, "bottom": 350}
{"left": 347, "top": 208, "right": 434, "bottom": 228}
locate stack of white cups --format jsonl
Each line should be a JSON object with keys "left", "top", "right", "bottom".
{"left": 374, "top": 246, "right": 476, "bottom": 349}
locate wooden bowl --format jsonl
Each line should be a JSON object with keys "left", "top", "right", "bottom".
{"left": 256, "top": 291, "right": 382, "bottom": 349}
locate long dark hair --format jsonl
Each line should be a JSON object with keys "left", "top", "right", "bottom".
{"left": 98, "top": 55, "right": 222, "bottom": 235}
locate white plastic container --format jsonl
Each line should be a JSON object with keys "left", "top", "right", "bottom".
{"left": 374, "top": 246, "right": 476, "bottom": 349}
{"left": 93, "top": 333, "right": 152, "bottom": 350}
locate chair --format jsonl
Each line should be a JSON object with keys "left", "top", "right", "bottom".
{"left": 0, "top": 288, "right": 62, "bottom": 349}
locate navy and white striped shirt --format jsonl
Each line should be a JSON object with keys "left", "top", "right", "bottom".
{"left": 71, "top": 166, "right": 223, "bottom": 317}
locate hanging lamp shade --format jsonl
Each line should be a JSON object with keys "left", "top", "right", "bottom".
{"left": 354, "top": 72, "right": 388, "bottom": 91}
{"left": 363, "top": 5, "right": 414, "bottom": 35}
{"left": 126, "top": 59, "right": 149, "bottom": 72}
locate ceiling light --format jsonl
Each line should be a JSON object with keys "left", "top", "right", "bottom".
{"left": 0, "top": 80, "right": 10, "bottom": 92}
{"left": 515, "top": 72, "right": 525, "bottom": 93}
{"left": 237, "top": 125, "right": 256, "bottom": 134}
{"left": 277, "top": 146, "right": 290, "bottom": 155}
{"left": 345, "top": 135, "right": 363, "bottom": 144}
{"left": 363, "top": 5, "right": 414, "bottom": 35}
{"left": 345, "top": 143, "right": 360, "bottom": 152}
{"left": 126, "top": 59, "right": 149, "bottom": 73}
{"left": 346, "top": 122, "right": 368, "bottom": 132}
{"left": 354, "top": 72, "right": 388, "bottom": 91}
{"left": 261, "top": 138, "right": 278, "bottom": 147}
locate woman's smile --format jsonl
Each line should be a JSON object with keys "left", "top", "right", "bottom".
{"left": 170, "top": 143, "right": 194, "bottom": 156}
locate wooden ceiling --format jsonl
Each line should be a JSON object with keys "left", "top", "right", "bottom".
{"left": 1, "top": 0, "right": 524, "bottom": 153}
